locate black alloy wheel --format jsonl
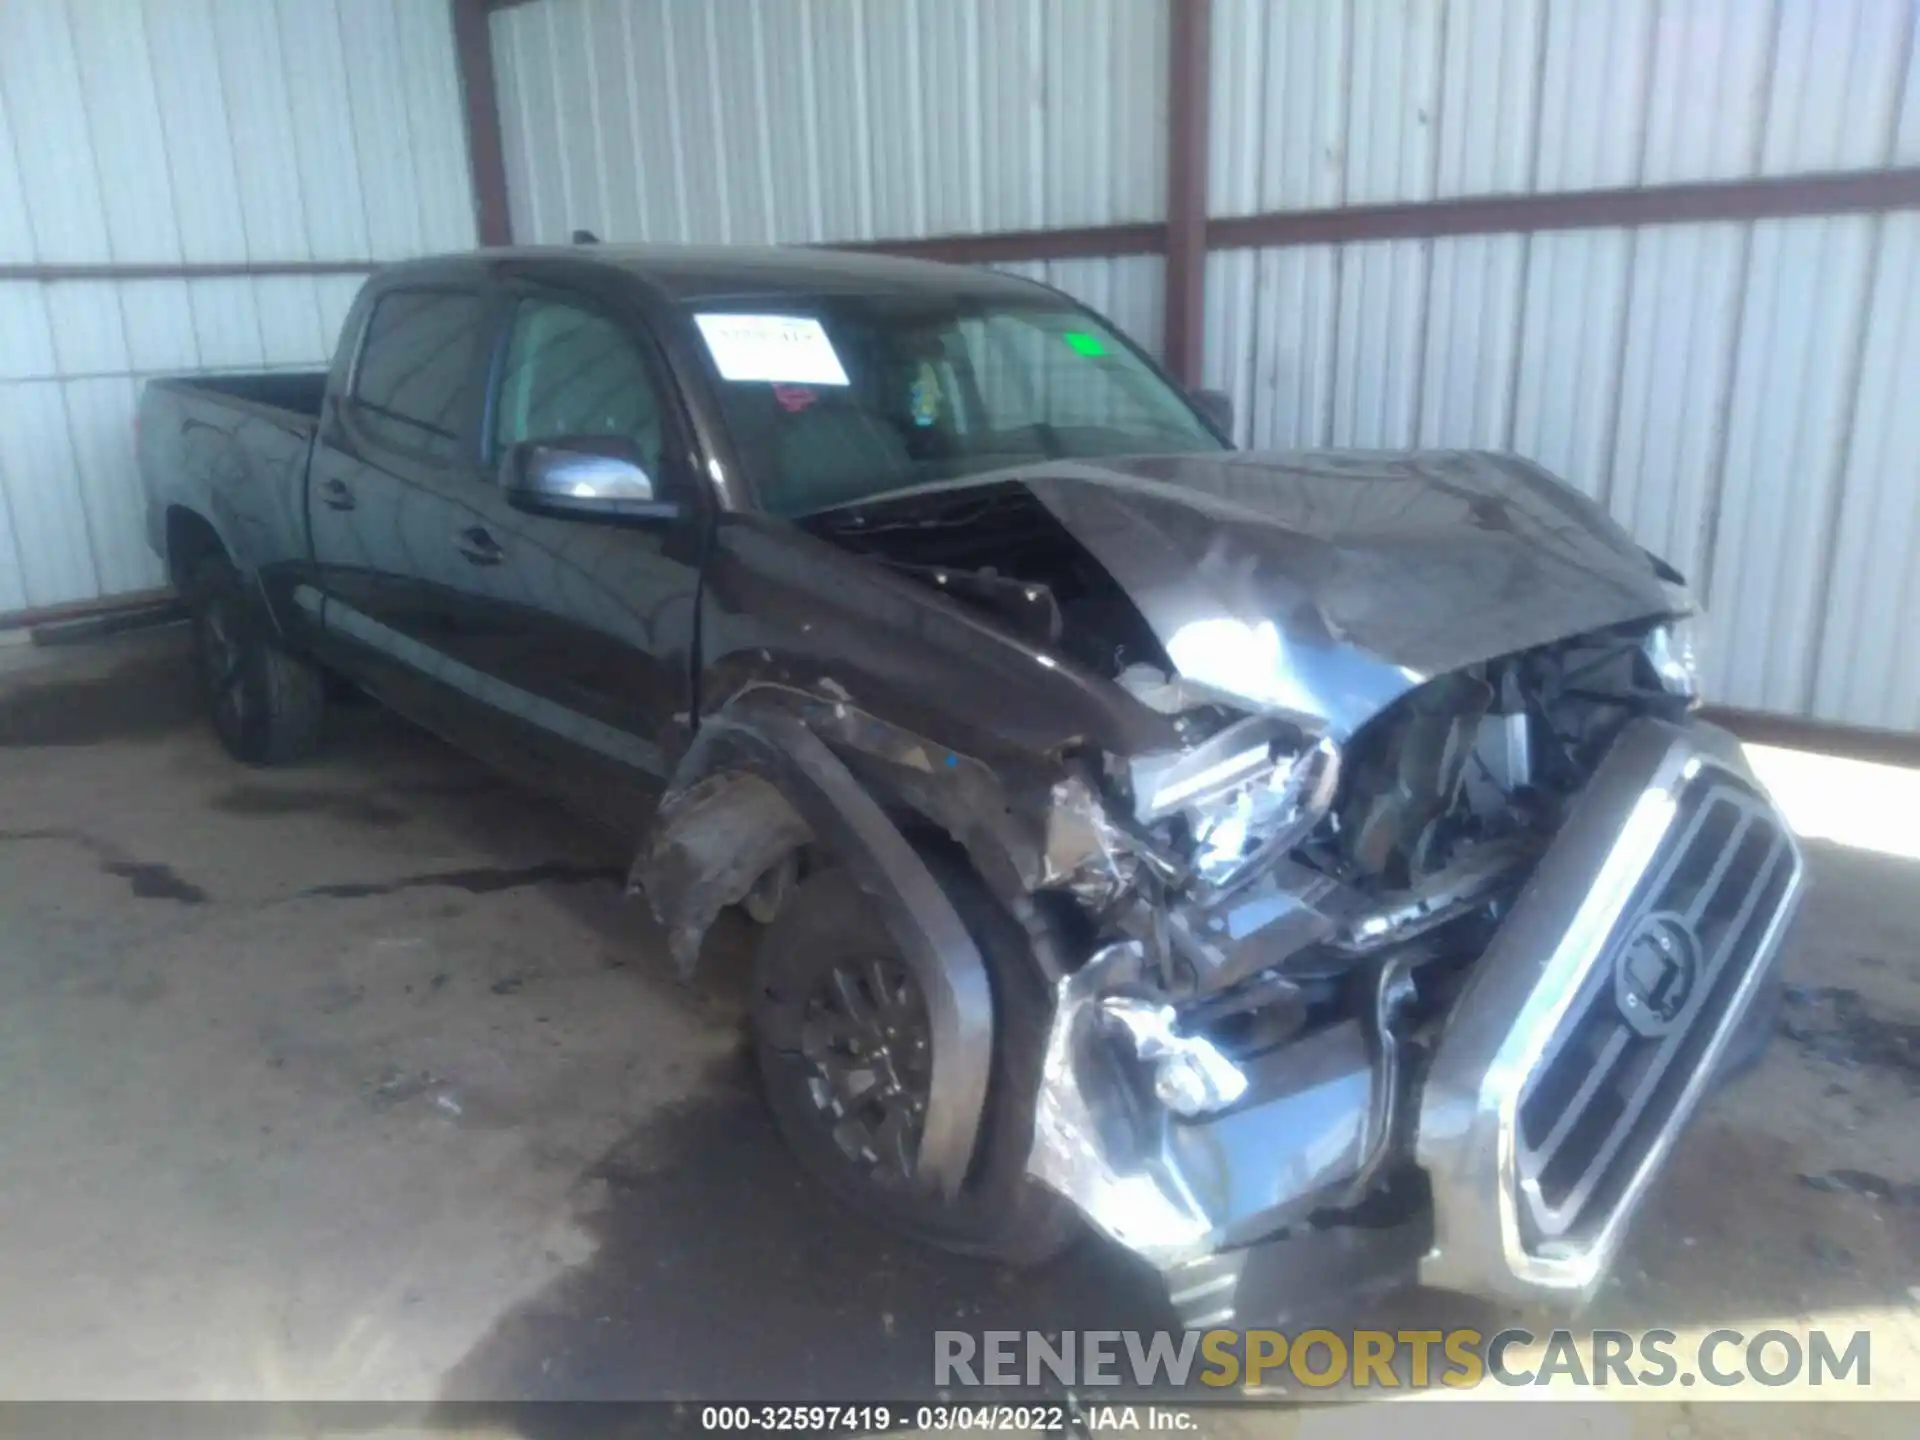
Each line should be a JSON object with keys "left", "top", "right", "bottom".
{"left": 184, "top": 553, "right": 325, "bottom": 765}
{"left": 796, "top": 953, "right": 935, "bottom": 1187}
{"left": 751, "top": 861, "right": 1082, "bottom": 1264}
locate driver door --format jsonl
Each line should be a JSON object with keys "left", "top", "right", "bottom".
{"left": 424, "top": 288, "right": 706, "bottom": 836}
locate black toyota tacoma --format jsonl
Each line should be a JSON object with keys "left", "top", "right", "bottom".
{"left": 138, "top": 245, "right": 1802, "bottom": 1323}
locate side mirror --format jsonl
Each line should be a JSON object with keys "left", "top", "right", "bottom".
{"left": 1191, "top": 388, "right": 1234, "bottom": 438}
{"left": 499, "top": 436, "right": 682, "bottom": 523}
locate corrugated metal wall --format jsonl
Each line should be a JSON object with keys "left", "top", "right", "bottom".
{"left": 0, "top": 0, "right": 475, "bottom": 615}
{"left": 486, "top": 0, "right": 1170, "bottom": 353}
{"left": 1199, "top": 214, "right": 1919, "bottom": 727}
{"left": 492, "top": 0, "right": 1169, "bottom": 242}
{"left": 488, "top": 0, "right": 1920, "bottom": 730}
{"left": 1201, "top": 0, "right": 1920, "bottom": 729}
{"left": 1207, "top": 0, "right": 1916, "bottom": 213}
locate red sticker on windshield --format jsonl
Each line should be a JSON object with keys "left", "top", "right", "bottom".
{"left": 773, "top": 383, "right": 818, "bottom": 412}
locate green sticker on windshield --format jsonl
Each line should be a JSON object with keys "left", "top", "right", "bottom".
{"left": 1061, "top": 330, "right": 1107, "bottom": 357}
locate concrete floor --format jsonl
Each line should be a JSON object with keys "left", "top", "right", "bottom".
{"left": 0, "top": 625, "right": 1916, "bottom": 1411}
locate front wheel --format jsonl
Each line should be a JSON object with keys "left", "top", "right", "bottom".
{"left": 751, "top": 856, "right": 1080, "bottom": 1265}
{"left": 185, "top": 554, "right": 325, "bottom": 765}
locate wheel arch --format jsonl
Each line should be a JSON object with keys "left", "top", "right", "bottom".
{"left": 630, "top": 689, "right": 1028, "bottom": 1197}
{"left": 164, "top": 504, "right": 230, "bottom": 590}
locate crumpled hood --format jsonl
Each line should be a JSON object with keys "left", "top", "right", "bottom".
{"left": 1014, "top": 449, "right": 1674, "bottom": 736}
{"left": 809, "top": 448, "right": 1677, "bottom": 740}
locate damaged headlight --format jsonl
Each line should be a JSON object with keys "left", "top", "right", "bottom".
{"left": 1644, "top": 588, "right": 1705, "bottom": 705}
{"left": 1127, "top": 717, "right": 1341, "bottom": 890}
{"left": 1041, "top": 714, "right": 1341, "bottom": 905}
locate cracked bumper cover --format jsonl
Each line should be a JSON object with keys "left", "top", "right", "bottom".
{"left": 1026, "top": 719, "right": 1804, "bottom": 1322}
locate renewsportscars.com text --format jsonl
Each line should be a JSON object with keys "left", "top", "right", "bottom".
{"left": 934, "top": 1327, "right": 1873, "bottom": 1390}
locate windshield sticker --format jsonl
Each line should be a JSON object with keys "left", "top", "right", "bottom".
{"left": 1061, "top": 330, "right": 1107, "bottom": 357}
{"left": 772, "top": 383, "right": 818, "bottom": 412}
{"left": 694, "top": 313, "right": 850, "bottom": 385}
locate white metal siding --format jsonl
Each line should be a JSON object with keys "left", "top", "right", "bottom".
{"left": 1707, "top": 215, "right": 1881, "bottom": 716}
{"left": 1814, "top": 212, "right": 1920, "bottom": 729}
{"left": 490, "top": 0, "right": 1169, "bottom": 246}
{"left": 1201, "top": 0, "right": 1920, "bottom": 730}
{"left": 1210, "top": 0, "right": 1919, "bottom": 216}
{"left": 495, "top": 0, "right": 1917, "bottom": 730}
{"left": 1200, "top": 205, "right": 1916, "bottom": 724}
{"left": 489, "top": 0, "right": 1172, "bottom": 354}
{"left": 0, "top": 0, "right": 474, "bottom": 613}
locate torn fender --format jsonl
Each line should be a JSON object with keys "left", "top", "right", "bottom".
{"left": 629, "top": 704, "right": 994, "bottom": 1198}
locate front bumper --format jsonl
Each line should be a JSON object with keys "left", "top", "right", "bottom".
{"left": 1028, "top": 719, "right": 1805, "bottom": 1324}
{"left": 1416, "top": 718, "right": 1803, "bottom": 1303}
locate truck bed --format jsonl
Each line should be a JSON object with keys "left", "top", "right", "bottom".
{"left": 157, "top": 371, "right": 329, "bottom": 423}
{"left": 138, "top": 371, "right": 332, "bottom": 598}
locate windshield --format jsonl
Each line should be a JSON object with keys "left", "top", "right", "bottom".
{"left": 686, "top": 295, "right": 1226, "bottom": 516}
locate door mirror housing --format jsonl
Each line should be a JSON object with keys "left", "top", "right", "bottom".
{"left": 1191, "top": 388, "right": 1234, "bottom": 438}
{"left": 498, "top": 436, "right": 683, "bottom": 523}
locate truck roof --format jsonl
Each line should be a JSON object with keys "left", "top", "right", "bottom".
{"left": 376, "top": 243, "right": 1054, "bottom": 307}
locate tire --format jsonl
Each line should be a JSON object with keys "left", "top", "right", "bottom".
{"left": 751, "top": 851, "right": 1081, "bottom": 1265}
{"left": 185, "top": 553, "right": 325, "bottom": 765}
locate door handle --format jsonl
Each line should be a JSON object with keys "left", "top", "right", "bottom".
{"left": 318, "top": 477, "right": 356, "bottom": 511}
{"left": 455, "top": 526, "right": 505, "bottom": 565}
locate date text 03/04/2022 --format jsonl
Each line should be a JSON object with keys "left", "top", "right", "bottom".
{"left": 697, "top": 1404, "right": 1199, "bottom": 1432}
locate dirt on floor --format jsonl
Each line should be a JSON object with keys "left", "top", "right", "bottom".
{"left": 0, "top": 625, "right": 1915, "bottom": 1426}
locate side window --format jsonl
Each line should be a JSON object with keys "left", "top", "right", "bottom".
{"left": 351, "top": 288, "right": 489, "bottom": 458}
{"left": 493, "top": 300, "right": 666, "bottom": 479}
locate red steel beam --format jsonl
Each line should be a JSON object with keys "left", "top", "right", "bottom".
{"left": 4, "top": 165, "right": 1912, "bottom": 281}
{"left": 1206, "top": 165, "right": 1920, "bottom": 250}
{"left": 1162, "top": 0, "right": 1212, "bottom": 385}
{"left": 838, "top": 222, "right": 1166, "bottom": 266}
{"left": 843, "top": 166, "right": 1920, "bottom": 270}
{"left": 0, "top": 586, "right": 179, "bottom": 637}
{"left": 0, "top": 260, "right": 380, "bottom": 282}
{"left": 451, "top": 0, "right": 514, "bottom": 248}
{"left": 1705, "top": 706, "right": 1920, "bottom": 770}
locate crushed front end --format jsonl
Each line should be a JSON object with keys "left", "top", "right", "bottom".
{"left": 1026, "top": 621, "right": 1805, "bottom": 1324}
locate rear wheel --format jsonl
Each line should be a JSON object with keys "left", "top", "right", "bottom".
{"left": 751, "top": 855, "right": 1080, "bottom": 1265}
{"left": 185, "top": 554, "right": 324, "bottom": 765}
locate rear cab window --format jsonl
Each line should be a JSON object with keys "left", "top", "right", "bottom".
{"left": 350, "top": 288, "right": 490, "bottom": 460}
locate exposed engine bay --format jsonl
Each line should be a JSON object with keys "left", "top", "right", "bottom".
{"left": 779, "top": 450, "right": 1802, "bottom": 1324}
{"left": 1088, "top": 620, "right": 1703, "bottom": 981}
{"left": 1013, "top": 608, "right": 1795, "bottom": 1324}
{"left": 1038, "top": 613, "right": 1706, "bottom": 1101}
{"left": 823, "top": 474, "right": 1703, "bottom": 1026}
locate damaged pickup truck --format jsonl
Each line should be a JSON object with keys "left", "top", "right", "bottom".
{"left": 138, "top": 245, "right": 1803, "bottom": 1323}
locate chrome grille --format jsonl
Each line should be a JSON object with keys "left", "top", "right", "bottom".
{"left": 1513, "top": 767, "right": 1797, "bottom": 1250}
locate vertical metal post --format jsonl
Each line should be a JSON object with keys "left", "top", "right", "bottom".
{"left": 1163, "top": 0, "right": 1212, "bottom": 386}
{"left": 451, "top": 0, "right": 513, "bottom": 247}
